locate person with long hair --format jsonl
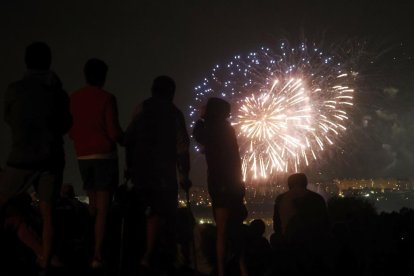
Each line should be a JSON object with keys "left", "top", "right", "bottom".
{"left": 193, "top": 97, "right": 248, "bottom": 276}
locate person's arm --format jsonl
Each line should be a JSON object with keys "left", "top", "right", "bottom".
{"left": 318, "top": 196, "right": 330, "bottom": 232}
{"left": 68, "top": 94, "right": 75, "bottom": 140}
{"left": 59, "top": 89, "right": 73, "bottom": 135}
{"left": 105, "top": 95, "right": 124, "bottom": 145}
{"left": 123, "top": 103, "right": 143, "bottom": 148}
{"left": 50, "top": 73, "right": 72, "bottom": 135}
{"left": 229, "top": 126, "right": 243, "bottom": 185}
{"left": 176, "top": 111, "right": 191, "bottom": 190}
{"left": 48, "top": 86, "right": 72, "bottom": 136}
{"left": 273, "top": 195, "right": 283, "bottom": 235}
{"left": 123, "top": 103, "right": 144, "bottom": 176}
{"left": 192, "top": 119, "right": 206, "bottom": 146}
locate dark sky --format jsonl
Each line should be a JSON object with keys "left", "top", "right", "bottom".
{"left": 1, "top": 0, "right": 413, "bottom": 191}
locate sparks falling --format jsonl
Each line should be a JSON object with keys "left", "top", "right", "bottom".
{"left": 190, "top": 42, "right": 355, "bottom": 183}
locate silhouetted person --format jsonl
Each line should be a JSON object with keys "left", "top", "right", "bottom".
{"left": 55, "top": 184, "right": 89, "bottom": 266}
{"left": 273, "top": 173, "right": 329, "bottom": 243}
{"left": 69, "top": 58, "right": 123, "bottom": 268}
{"left": 176, "top": 208, "right": 215, "bottom": 275}
{"left": 245, "top": 219, "right": 271, "bottom": 276}
{"left": 0, "top": 42, "right": 72, "bottom": 269}
{"left": 124, "top": 76, "right": 191, "bottom": 271}
{"left": 193, "top": 97, "right": 248, "bottom": 276}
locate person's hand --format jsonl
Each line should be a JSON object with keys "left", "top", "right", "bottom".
{"left": 199, "top": 104, "right": 206, "bottom": 119}
{"left": 180, "top": 177, "right": 192, "bottom": 192}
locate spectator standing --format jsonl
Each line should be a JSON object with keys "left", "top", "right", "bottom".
{"left": 69, "top": 58, "right": 123, "bottom": 268}
{"left": 0, "top": 42, "right": 72, "bottom": 269}
{"left": 124, "top": 76, "right": 191, "bottom": 272}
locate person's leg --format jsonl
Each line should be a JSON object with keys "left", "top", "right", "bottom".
{"left": 239, "top": 249, "right": 249, "bottom": 276}
{"left": 87, "top": 190, "right": 97, "bottom": 216}
{"left": 214, "top": 208, "right": 230, "bottom": 276}
{"left": 4, "top": 210, "right": 43, "bottom": 257}
{"left": 38, "top": 200, "right": 53, "bottom": 268}
{"left": 141, "top": 214, "right": 161, "bottom": 267}
{"left": 92, "top": 190, "right": 111, "bottom": 263}
{"left": 1, "top": 169, "right": 49, "bottom": 267}
{"left": 2, "top": 193, "right": 46, "bottom": 267}
{"left": 87, "top": 190, "right": 101, "bottom": 266}
{"left": 35, "top": 169, "right": 63, "bottom": 269}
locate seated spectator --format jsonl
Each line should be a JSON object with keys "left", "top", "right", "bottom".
{"left": 273, "top": 173, "right": 329, "bottom": 243}
{"left": 176, "top": 208, "right": 214, "bottom": 276}
{"left": 245, "top": 219, "right": 271, "bottom": 276}
{"left": 271, "top": 173, "right": 331, "bottom": 275}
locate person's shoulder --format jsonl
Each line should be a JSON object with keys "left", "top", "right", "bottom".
{"left": 70, "top": 87, "right": 85, "bottom": 96}
{"left": 102, "top": 90, "right": 119, "bottom": 105}
{"left": 227, "top": 122, "right": 236, "bottom": 133}
{"left": 142, "top": 97, "right": 154, "bottom": 106}
{"left": 275, "top": 192, "right": 287, "bottom": 202}
{"left": 72, "top": 86, "right": 110, "bottom": 98}
{"left": 70, "top": 86, "right": 91, "bottom": 102}
{"left": 100, "top": 88, "right": 115, "bottom": 98}
{"left": 140, "top": 97, "right": 154, "bottom": 111}
{"left": 306, "top": 189, "right": 325, "bottom": 201}
{"left": 172, "top": 104, "right": 185, "bottom": 116}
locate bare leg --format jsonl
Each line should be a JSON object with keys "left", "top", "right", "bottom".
{"left": 0, "top": 195, "right": 43, "bottom": 268}
{"left": 93, "top": 190, "right": 111, "bottom": 262}
{"left": 214, "top": 208, "right": 230, "bottom": 276}
{"left": 87, "top": 191, "right": 97, "bottom": 216}
{"left": 141, "top": 214, "right": 161, "bottom": 267}
{"left": 5, "top": 215, "right": 43, "bottom": 257}
{"left": 38, "top": 200, "right": 53, "bottom": 268}
{"left": 239, "top": 250, "right": 249, "bottom": 276}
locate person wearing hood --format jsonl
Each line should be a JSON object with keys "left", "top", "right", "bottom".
{"left": 193, "top": 97, "right": 248, "bottom": 276}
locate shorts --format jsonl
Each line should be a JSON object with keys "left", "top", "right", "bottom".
{"left": 134, "top": 186, "right": 178, "bottom": 218}
{"left": 210, "top": 192, "right": 248, "bottom": 223}
{"left": 0, "top": 166, "right": 62, "bottom": 204}
{"left": 78, "top": 159, "right": 119, "bottom": 191}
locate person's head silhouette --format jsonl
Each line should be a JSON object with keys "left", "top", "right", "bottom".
{"left": 25, "top": 42, "right": 52, "bottom": 70}
{"left": 152, "top": 75, "right": 175, "bottom": 101}
{"left": 84, "top": 58, "right": 108, "bottom": 87}
{"left": 205, "top": 97, "right": 231, "bottom": 121}
{"left": 250, "top": 219, "right": 266, "bottom": 237}
{"left": 288, "top": 173, "right": 308, "bottom": 190}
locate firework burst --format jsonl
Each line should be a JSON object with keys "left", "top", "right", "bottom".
{"left": 190, "top": 42, "right": 356, "bottom": 183}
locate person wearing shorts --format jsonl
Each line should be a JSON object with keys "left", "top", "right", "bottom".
{"left": 124, "top": 76, "right": 191, "bottom": 271}
{"left": 193, "top": 97, "right": 248, "bottom": 276}
{"left": 0, "top": 42, "right": 72, "bottom": 269}
{"left": 69, "top": 58, "right": 123, "bottom": 268}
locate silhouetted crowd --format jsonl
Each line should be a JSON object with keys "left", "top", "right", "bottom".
{"left": 1, "top": 42, "right": 414, "bottom": 276}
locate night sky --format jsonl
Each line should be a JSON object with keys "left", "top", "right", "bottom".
{"left": 1, "top": 0, "right": 414, "bottom": 192}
